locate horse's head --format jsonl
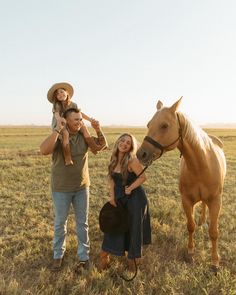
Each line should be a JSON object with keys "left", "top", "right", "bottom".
{"left": 137, "top": 97, "right": 183, "bottom": 166}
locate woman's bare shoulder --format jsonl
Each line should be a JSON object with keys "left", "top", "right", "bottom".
{"left": 128, "top": 156, "right": 141, "bottom": 170}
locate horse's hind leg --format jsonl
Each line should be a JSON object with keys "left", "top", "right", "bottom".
{"left": 182, "top": 197, "right": 195, "bottom": 257}
{"left": 207, "top": 197, "right": 221, "bottom": 270}
{"left": 198, "top": 201, "right": 207, "bottom": 226}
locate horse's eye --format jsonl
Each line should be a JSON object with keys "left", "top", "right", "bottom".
{"left": 160, "top": 123, "right": 168, "bottom": 130}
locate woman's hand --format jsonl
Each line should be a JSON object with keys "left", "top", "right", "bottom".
{"left": 125, "top": 186, "right": 132, "bottom": 195}
{"left": 109, "top": 197, "right": 117, "bottom": 207}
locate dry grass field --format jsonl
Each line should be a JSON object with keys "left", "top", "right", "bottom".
{"left": 0, "top": 127, "right": 236, "bottom": 295}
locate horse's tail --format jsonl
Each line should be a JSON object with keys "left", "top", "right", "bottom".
{"left": 198, "top": 201, "right": 207, "bottom": 226}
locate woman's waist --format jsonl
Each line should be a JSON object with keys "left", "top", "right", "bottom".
{"left": 114, "top": 185, "right": 144, "bottom": 198}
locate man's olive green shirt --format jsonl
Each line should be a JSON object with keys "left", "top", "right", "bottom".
{"left": 51, "top": 131, "right": 107, "bottom": 192}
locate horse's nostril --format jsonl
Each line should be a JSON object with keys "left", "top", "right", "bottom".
{"left": 137, "top": 149, "right": 148, "bottom": 161}
{"left": 142, "top": 151, "right": 147, "bottom": 159}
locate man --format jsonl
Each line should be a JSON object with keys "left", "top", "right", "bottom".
{"left": 40, "top": 108, "right": 107, "bottom": 271}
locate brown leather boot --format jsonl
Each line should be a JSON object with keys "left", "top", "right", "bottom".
{"left": 128, "top": 258, "right": 140, "bottom": 272}
{"left": 99, "top": 251, "right": 110, "bottom": 270}
{"left": 50, "top": 258, "right": 63, "bottom": 272}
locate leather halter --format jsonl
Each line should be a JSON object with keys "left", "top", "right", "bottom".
{"left": 144, "top": 113, "right": 183, "bottom": 159}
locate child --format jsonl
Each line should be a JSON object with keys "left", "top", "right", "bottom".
{"left": 47, "top": 82, "right": 92, "bottom": 165}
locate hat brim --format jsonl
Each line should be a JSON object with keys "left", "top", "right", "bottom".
{"left": 99, "top": 202, "right": 129, "bottom": 234}
{"left": 47, "top": 82, "right": 74, "bottom": 103}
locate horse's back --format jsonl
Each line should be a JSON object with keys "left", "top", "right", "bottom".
{"left": 208, "top": 135, "right": 223, "bottom": 149}
{"left": 209, "top": 136, "right": 227, "bottom": 178}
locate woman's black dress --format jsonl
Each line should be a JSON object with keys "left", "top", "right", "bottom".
{"left": 101, "top": 171, "right": 151, "bottom": 259}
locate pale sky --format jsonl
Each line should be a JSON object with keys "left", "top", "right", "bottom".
{"left": 0, "top": 0, "right": 235, "bottom": 126}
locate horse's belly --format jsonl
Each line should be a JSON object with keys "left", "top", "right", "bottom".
{"left": 179, "top": 180, "right": 223, "bottom": 203}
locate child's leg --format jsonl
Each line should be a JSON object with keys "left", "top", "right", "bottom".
{"left": 81, "top": 112, "right": 92, "bottom": 122}
{"left": 61, "top": 128, "right": 73, "bottom": 166}
{"left": 54, "top": 111, "right": 61, "bottom": 121}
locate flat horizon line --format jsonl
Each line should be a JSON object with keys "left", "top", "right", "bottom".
{"left": 1, "top": 123, "right": 236, "bottom": 129}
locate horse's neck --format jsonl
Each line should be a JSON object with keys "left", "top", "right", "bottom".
{"left": 178, "top": 141, "right": 208, "bottom": 172}
{"left": 177, "top": 113, "right": 210, "bottom": 172}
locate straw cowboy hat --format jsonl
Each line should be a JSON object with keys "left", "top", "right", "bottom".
{"left": 47, "top": 82, "right": 74, "bottom": 103}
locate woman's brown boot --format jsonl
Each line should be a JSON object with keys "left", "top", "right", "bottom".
{"left": 128, "top": 258, "right": 140, "bottom": 272}
{"left": 99, "top": 251, "right": 110, "bottom": 270}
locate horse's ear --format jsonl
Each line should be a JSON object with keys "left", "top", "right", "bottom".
{"left": 156, "top": 100, "right": 163, "bottom": 110}
{"left": 169, "top": 96, "right": 183, "bottom": 112}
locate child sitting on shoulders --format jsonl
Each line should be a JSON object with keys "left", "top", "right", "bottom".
{"left": 47, "top": 82, "right": 92, "bottom": 165}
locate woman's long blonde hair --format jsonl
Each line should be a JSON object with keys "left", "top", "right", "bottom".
{"left": 108, "top": 133, "right": 138, "bottom": 183}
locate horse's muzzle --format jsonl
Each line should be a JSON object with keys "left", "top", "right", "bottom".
{"left": 137, "top": 148, "right": 154, "bottom": 166}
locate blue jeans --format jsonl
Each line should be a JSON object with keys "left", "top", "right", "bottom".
{"left": 52, "top": 188, "right": 89, "bottom": 261}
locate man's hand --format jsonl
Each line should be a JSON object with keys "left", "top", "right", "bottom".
{"left": 40, "top": 116, "right": 66, "bottom": 155}
{"left": 56, "top": 116, "right": 66, "bottom": 132}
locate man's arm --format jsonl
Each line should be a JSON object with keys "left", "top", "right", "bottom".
{"left": 40, "top": 117, "right": 66, "bottom": 155}
{"left": 80, "top": 119, "right": 108, "bottom": 154}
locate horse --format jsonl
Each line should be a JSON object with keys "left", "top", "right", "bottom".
{"left": 137, "top": 97, "right": 226, "bottom": 272}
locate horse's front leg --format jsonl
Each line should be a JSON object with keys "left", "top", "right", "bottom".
{"left": 207, "top": 197, "right": 221, "bottom": 270}
{"left": 182, "top": 197, "right": 195, "bottom": 257}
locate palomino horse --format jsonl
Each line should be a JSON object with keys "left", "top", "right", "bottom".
{"left": 137, "top": 97, "right": 226, "bottom": 271}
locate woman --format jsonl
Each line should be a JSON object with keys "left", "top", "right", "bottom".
{"left": 100, "top": 133, "right": 151, "bottom": 270}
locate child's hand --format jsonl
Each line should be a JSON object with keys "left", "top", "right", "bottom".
{"left": 91, "top": 119, "right": 100, "bottom": 131}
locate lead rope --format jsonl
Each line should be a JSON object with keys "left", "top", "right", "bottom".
{"left": 118, "top": 166, "right": 148, "bottom": 282}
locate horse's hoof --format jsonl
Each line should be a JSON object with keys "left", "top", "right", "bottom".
{"left": 211, "top": 265, "right": 219, "bottom": 274}
{"left": 183, "top": 252, "right": 194, "bottom": 264}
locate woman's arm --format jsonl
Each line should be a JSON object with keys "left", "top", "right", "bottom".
{"left": 108, "top": 176, "right": 116, "bottom": 207}
{"left": 125, "top": 157, "right": 147, "bottom": 195}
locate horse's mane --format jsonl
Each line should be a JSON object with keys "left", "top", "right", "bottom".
{"left": 177, "top": 112, "right": 211, "bottom": 151}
